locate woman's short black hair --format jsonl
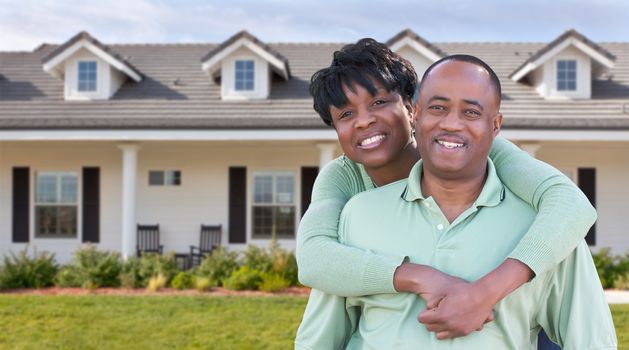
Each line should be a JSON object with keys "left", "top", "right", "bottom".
{"left": 310, "top": 38, "right": 418, "bottom": 126}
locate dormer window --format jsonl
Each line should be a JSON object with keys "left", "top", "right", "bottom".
{"left": 41, "top": 31, "right": 142, "bottom": 101}
{"left": 235, "top": 60, "right": 255, "bottom": 91}
{"left": 557, "top": 59, "right": 577, "bottom": 91}
{"left": 200, "top": 31, "right": 291, "bottom": 100}
{"left": 78, "top": 61, "right": 97, "bottom": 92}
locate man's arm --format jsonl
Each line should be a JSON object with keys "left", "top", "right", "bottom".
{"left": 537, "top": 242, "right": 617, "bottom": 349}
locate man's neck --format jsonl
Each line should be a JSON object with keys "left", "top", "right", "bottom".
{"left": 420, "top": 164, "right": 488, "bottom": 223}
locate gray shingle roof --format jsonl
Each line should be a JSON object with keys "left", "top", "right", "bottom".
{"left": 385, "top": 29, "right": 447, "bottom": 58}
{"left": 1, "top": 33, "right": 628, "bottom": 131}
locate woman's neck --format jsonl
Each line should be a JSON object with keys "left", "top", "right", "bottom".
{"left": 366, "top": 142, "right": 420, "bottom": 187}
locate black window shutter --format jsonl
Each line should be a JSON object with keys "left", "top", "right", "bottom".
{"left": 301, "top": 167, "right": 319, "bottom": 217}
{"left": 12, "top": 167, "right": 30, "bottom": 243}
{"left": 228, "top": 167, "right": 247, "bottom": 244}
{"left": 578, "top": 168, "right": 596, "bottom": 246}
{"left": 82, "top": 167, "right": 100, "bottom": 243}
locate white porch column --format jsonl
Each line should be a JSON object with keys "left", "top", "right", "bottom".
{"left": 519, "top": 143, "right": 541, "bottom": 158}
{"left": 118, "top": 143, "right": 139, "bottom": 259}
{"left": 316, "top": 143, "right": 337, "bottom": 168}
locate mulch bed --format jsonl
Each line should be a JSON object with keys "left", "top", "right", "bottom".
{"left": 0, "top": 286, "right": 311, "bottom": 297}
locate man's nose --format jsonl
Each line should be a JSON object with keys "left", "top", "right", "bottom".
{"left": 439, "top": 110, "right": 464, "bottom": 131}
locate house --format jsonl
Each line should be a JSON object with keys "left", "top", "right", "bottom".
{"left": 1, "top": 29, "right": 628, "bottom": 263}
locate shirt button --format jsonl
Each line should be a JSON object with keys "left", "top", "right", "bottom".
{"left": 437, "top": 224, "right": 444, "bottom": 231}
{"left": 424, "top": 202, "right": 430, "bottom": 208}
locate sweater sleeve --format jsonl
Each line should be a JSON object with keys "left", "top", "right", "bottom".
{"left": 489, "top": 136, "right": 597, "bottom": 277}
{"left": 296, "top": 157, "right": 406, "bottom": 296}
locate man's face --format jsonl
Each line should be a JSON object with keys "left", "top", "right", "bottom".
{"left": 415, "top": 60, "right": 503, "bottom": 180}
{"left": 329, "top": 79, "right": 414, "bottom": 172}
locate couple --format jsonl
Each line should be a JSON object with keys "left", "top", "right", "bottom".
{"left": 295, "top": 39, "right": 616, "bottom": 349}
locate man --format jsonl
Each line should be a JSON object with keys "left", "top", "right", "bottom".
{"left": 332, "top": 55, "right": 616, "bottom": 349}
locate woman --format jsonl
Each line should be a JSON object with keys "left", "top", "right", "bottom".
{"left": 295, "top": 38, "right": 591, "bottom": 349}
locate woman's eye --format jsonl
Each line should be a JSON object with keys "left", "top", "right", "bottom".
{"left": 339, "top": 111, "right": 352, "bottom": 119}
{"left": 373, "top": 99, "right": 387, "bottom": 106}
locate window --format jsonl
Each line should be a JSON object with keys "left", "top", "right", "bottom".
{"left": 78, "top": 61, "right": 97, "bottom": 92}
{"left": 252, "top": 172, "right": 295, "bottom": 238}
{"left": 557, "top": 59, "right": 577, "bottom": 91}
{"left": 35, "top": 172, "right": 78, "bottom": 238}
{"left": 148, "top": 170, "right": 181, "bottom": 186}
{"left": 235, "top": 60, "right": 254, "bottom": 91}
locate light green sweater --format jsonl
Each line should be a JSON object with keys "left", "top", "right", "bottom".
{"left": 296, "top": 136, "right": 597, "bottom": 296}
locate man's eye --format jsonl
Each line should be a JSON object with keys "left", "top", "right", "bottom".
{"left": 428, "top": 105, "right": 445, "bottom": 111}
{"left": 465, "top": 109, "right": 481, "bottom": 117}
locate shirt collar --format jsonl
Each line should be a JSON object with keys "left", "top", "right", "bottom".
{"left": 402, "top": 158, "right": 505, "bottom": 208}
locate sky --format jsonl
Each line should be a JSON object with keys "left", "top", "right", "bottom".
{"left": 0, "top": 0, "right": 627, "bottom": 51}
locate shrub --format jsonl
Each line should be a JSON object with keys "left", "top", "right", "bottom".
{"left": 55, "top": 245, "right": 122, "bottom": 289}
{"left": 171, "top": 271, "right": 195, "bottom": 290}
{"left": 259, "top": 273, "right": 290, "bottom": 293}
{"left": 269, "top": 246, "right": 299, "bottom": 286}
{"left": 120, "top": 257, "right": 142, "bottom": 288}
{"left": 147, "top": 273, "right": 167, "bottom": 292}
{"left": 138, "top": 253, "right": 178, "bottom": 286}
{"left": 196, "top": 248, "right": 240, "bottom": 286}
{"left": 0, "top": 247, "right": 58, "bottom": 289}
{"left": 118, "top": 254, "right": 178, "bottom": 288}
{"left": 194, "top": 277, "right": 214, "bottom": 292}
{"left": 591, "top": 248, "right": 629, "bottom": 289}
{"left": 242, "top": 245, "right": 273, "bottom": 273}
{"left": 223, "top": 266, "right": 263, "bottom": 291}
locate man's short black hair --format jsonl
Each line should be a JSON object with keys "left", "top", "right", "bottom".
{"left": 418, "top": 54, "right": 502, "bottom": 104}
{"left": 310, "top": 38, "right": 418, "bottom": 126}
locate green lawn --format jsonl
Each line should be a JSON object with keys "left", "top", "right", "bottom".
{"left": 0, "top": 295, "right": 627, "bottom": 349}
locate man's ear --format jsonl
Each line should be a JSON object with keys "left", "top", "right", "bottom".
{"left": 492, "top": 112, "right": 503, "bottom": 137}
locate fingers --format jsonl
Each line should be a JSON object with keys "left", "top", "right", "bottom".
{"left": 424, "top": 296, "right": 444, "bottom": 310}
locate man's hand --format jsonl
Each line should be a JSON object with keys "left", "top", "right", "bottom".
{"left": 393, "top": 263, "right": 495, "bottom": 339}
{"left": 393, "top": 259, "right": 534, "bottom": 340}
{"left": 418, "top": 279, "right": 495, "bottom": 339}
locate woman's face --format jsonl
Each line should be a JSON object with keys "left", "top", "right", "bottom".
{"left": 329, "top": 79, "right": 415, "bottom": 172}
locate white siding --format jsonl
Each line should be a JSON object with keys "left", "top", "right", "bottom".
{"left": 396, "top": 46, "right": 433, "bottom": 79}
{"left": 536, "top": 46, "right": 592, "bottom": 99}
{"left": 534, "top": 141, "right": 629, "bottom": 253}
{"left": 0, "top": 141, "right": 321, "bottom": 262}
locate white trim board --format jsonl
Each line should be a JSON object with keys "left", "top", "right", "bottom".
{"left": 0, "top": 129, "right": 338, "bottom": 141}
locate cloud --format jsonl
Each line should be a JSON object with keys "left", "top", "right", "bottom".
{"left": 0, "top": 0, "right": 627, "bottom": 51}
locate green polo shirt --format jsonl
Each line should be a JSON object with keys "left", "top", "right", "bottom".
{"left": 335, "top": 159, "right": 616, "bottom": 350}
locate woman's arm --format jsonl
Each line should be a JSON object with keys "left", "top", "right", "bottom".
{"left": 296, "top": 157, "right": 406, "bottom": 296}
{"left": 490, "top": 136, "right": 597, "bottom": 276}
{"left": 416, "top": 136, "right": 597, "bottom": 338}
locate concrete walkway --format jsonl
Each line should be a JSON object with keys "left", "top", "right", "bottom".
{"left": 605, "top": 290, "right": 629, "bottom": 304}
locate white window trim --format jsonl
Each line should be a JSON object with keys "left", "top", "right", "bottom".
{"left": 556, "top": 59, "right": 577, "bottom": 92}
{"left": 78, "top": 60, "right": 98, "bottom": 92}
{"left": 234, "top": 59, "right": 255, "bottom": 92}
{"left": 148, "top": 169, "right": 182, "bottom": 186}
{"left": 32, "top": 170, "right": 81, "bottom": 240}
{"left": 248, "top": 168, "right": 299, "bottom": 241}
{"left": 227, "top": 55, "right": 260, "bottom": 99}
{"left": 548, "top": 55, "right": 584, "bottom": 99}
